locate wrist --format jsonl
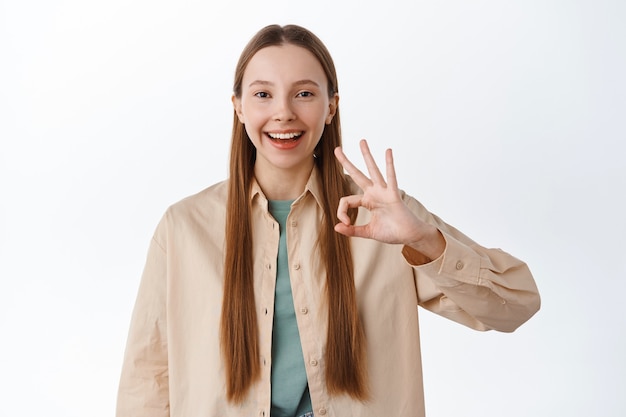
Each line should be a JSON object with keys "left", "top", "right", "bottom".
{"left": 406, "top": 226, "right": 445, "bottom": 262}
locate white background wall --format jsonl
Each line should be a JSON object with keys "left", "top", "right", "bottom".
{"left": 1, "top": 0, "right": 624, "bottom": 416}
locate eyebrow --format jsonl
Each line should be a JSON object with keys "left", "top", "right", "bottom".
{"left": 248, "top": 79, "right": 321, "bottom": 88}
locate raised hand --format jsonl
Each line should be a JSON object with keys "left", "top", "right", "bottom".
{"left": 334, "top": 139, "right": 445, "bottom": 260}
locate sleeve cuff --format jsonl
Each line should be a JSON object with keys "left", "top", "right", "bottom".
{"left": 404, "top": 231, "right": 482, "bottom": 287}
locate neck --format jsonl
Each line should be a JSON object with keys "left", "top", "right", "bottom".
{"left": 253, "top": 161, "right": 314, "bottom": 200}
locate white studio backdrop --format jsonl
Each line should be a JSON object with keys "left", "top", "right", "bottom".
{"left": 1, "top": 0, "right": 624, "bottom": 416}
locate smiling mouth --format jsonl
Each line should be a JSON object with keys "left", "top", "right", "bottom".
{"left": 266, "top": 131, "right": 304, "bottom": 141}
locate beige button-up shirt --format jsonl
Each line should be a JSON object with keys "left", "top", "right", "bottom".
{"left": 116, "top": 168, "right": 540, "bottom": 417}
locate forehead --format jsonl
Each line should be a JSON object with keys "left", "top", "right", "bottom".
{"left": 242, "top": 44, "right": 328, "bottom": 87}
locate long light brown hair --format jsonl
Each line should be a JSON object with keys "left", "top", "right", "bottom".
{"left": 221, "top": 24, "right": 368, "bottom": 403}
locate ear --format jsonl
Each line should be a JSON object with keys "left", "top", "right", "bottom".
{"left": 325, "top": 93, "right": 339, "bottom": 125}
{"left": 232, "top": 95, "right": 244, "bottom": 123}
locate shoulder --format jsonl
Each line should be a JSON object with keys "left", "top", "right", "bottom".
{"left": 167, "top": 180, "right": 229, "bottom": 217}
{"left": 152, "top": 180, "right": 229, "bottom": 242}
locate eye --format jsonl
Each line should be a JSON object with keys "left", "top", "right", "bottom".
{"left": 254, "top": 91, "right": 270, "bottom": 98}
{"left": 297, "top": 91, "right": 314, "bottom": 98}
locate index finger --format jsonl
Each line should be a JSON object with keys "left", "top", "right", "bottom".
{"left": 334, "top": 145, "right": 373, "bottom": 188}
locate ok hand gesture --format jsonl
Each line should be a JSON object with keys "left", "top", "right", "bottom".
{"left": 334, "top": 139, "right": 445, "bottom": 261}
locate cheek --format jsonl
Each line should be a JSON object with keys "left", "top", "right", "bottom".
{"left": 299, "top": 103, "right": 327, "bottom": 124}
{"left": 242, "top": 116, "right": 268, "bottom": 145}
{"left": 244, "top": 124, "right": 259, "bottom": 142}
{"left": 240, "top": 102, "right": 266, "bottom": 127}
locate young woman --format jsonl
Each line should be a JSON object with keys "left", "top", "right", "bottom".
{"left": 116, "top": 24, "right": 540, "bottom": 417}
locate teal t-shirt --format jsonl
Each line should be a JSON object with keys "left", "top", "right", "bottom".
{"left": 268, "top": 200, "right": 312, "bottom": 417}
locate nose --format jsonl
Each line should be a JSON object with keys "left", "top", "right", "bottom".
{"left": 272, "top": 96, "right": 296, "bottom": 122}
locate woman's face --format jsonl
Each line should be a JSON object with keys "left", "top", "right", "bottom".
{"left": 233, "top": 44, "right": 338, "bottom": 177}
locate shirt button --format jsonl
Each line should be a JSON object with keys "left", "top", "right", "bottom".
{"left": 267, "top": 263, "right": 272, "bottom": 270}
{"left": 291, "top": 220, "right": 297, "bottom": 227}
{"left": 319, "top": 408, "right": 327, "bottom": 415}
{"left": 259, "top": 410, "right": 265, "bottom": 417}
{"left": 293, "top": 263, "right": 301, "bottom": 270}
{"left": 263, "top": 307, "right": 268, "bottom": 315}
{"left": 300, "top": 307, "right": 309, "bottom": 315}
{"left": 455, "top": 261, "right": 464, "bottom": 270}
{"left": 310, "top": 359, "right": 318, "bottom": 366}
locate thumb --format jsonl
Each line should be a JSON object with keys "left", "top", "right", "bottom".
{"left": 334, "top": 222, "right": 369, "bottom": 239}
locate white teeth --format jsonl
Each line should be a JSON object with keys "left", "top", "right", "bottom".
{"left": 268, "top": 132, "right": 302, "bottom": 140}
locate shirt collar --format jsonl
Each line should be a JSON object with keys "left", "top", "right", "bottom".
{"left": 249, "top": 165, "right": 325, "bottom": 209}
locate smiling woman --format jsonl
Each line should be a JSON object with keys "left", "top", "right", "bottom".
{"left": 115, "top": 24, "right": 540, "bottom": 417}
{"left": 232, "top": 44, "right": 338, "bottom": 198}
